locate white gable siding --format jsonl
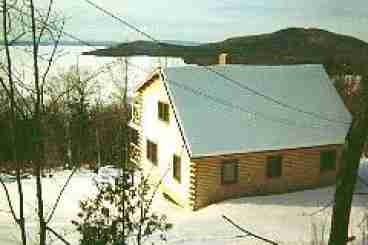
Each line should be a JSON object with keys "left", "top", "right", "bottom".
{"left": 138, "top": 78, "right": 192, "bottom": 208}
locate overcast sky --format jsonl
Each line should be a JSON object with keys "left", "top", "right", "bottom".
{"left": 43, "top": 0, "right": 368, "bottom": 43}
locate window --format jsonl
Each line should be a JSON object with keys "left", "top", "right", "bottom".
{"left": 158, "top": 101, "right": 170, "bottom": 122}
{"left": 320, "top": 150, "right": 336, "bottom": 172}
{"left": 146, "top": 140, "right": 158, "bottom": 165}
{"left": 173, "top": 155, "right": 181, "bottom": 182}
{"left": 221, "top": 160, "right": 238, "bottom": 184}
{"left": 131, "top": 102, "right": 141, "bottom": 124}
{"left": 266, "top": 155, "right": 282, "bottom": 178}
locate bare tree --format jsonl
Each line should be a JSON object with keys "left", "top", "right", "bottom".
{"left": 0, "top": 1, "right": 73, "bottom": 244}
{"left": 0, "top": 1, "right": 28, "bottom": 244}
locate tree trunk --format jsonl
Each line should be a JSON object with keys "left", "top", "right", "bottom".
{"left": 2, "top": 1, "right": 27, "bottom": 244}
{"left": 96, "top": 127, "right": 101, "bottom": 168}
{"left": 29, "top": 1, "right": 47, "bottom": 244}
{"left": 328, "top": 107, "right": 368, "bottom": 244}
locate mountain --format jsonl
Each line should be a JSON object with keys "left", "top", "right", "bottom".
{"left": 83, "top": 28, "right": 368, "bottom": 75}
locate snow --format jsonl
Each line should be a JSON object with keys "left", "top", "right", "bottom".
{"left": 0, "top": 45, "right": 187, "bottom": 103}
{"left": 1, "top": 162, "right": 368, "bottom": 245}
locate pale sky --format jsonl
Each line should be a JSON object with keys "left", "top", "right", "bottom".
{"left": 41, "top": 0, "right": 368, "bottom": 43}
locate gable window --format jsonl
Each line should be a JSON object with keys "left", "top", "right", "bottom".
{"left": 266, "top": 155, "right": 282, "bottom": 178}
{"left": 146, "top": 140, "right": 158, "bottom": 165}
{"left": 221, "top": 160, "right": 238, "bottom": 185}
{"left": 320, "top": 150, "right": 336, "bottom": 172}
{"left": 158, "top": 101, "right": 170, "bottom": 122}
{"left": 173, "top": 155, "right": 181, "bottom": 182}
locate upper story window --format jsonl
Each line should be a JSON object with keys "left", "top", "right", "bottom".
{"left": 158, "top": 101, "right": 170, "bottom": 122}
{"left": 266, "top": 155, "right": 282, "bottom": 178}
{"left": 131, "top": 101, "right": 141, "bottom": 125}
{"left": 320, "top": 150, "right": 336, "bottom": 172}
{"left": 146, "top": 140, "right": 158, "bottom": 165}
{"left": 221, "top": 159, "right": 239, "bottom": 185}
{"left": 173, "top": 155, "right": 181, "bottom": 183}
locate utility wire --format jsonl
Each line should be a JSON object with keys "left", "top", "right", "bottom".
{"left": 83, "top": 0, "right": 160, "bottom": 43}
{"left": 82, "top": 0, "right": 351, "bottom": 126}
{"left": 9, "top": 0, "right": 345, "bottom": 131}
{"left": 126, "top": 60, "right": 346, "bottom": 133}
{"left": 200, "top": 66, "right": 350, "bottom": 125}
{"left": 8, "top": 4, "right": 348, "bottom": 132}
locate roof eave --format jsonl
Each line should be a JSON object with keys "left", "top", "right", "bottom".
{"left": 134, "top": 67, "right": 163, "bottom": 93}
{"left": 190, "top": 141, "right": 346, "bottom": 160}
{"left": 161, "top": 71, "right": 193, "bottom": 158}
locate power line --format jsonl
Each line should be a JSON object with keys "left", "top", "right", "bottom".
{"left": 81, "top": 0, "right": 351, "bottom": 126}
{"left": 125, "top": 61, "right": 347, "bottom": 133}
{"left": 7, "top": 3, "right": 348, "bottom": 132}
{"left": 200, "top": 66, "right": 350, "bottom": 125}
{"left": 83, "top": 0, "right": 160, "bottom": 43}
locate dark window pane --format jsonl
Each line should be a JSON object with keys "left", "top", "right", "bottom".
{"left": 266, "top": 156, "right": 282, "bottom": 178}
{"left": 173, "top": 155, "right": 181, "bottom": 182}
{"left": 147, "top": 140, "right": 158, "bottom": 165}
{"left": 221, "top": 160, "right": 238, "bottom": 184}
{"left": 320, "top": 150, "right": 336, "bottom": 172}
{"left": 158, "top": 101, "right": 169, "bottom": 122}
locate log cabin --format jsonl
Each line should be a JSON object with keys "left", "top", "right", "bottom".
{"left": 128, "top": 60, "right": 352, "bottom": 210}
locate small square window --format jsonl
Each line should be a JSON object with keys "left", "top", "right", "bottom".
{"left": 221, "top": 160, "right": 238, "bottom": 185}
{"left": 173, "top": 155, "right": 181, "bottom": 182}
{"left": 158, "top": 101, "right": 170, "bottom": 122}
{"left": 320, "top": 150, "right": 336, "bottom": 172}
{"left": 266, "top": 155, "right": 282, "bottom": 178}
{"left": 146, "top": 140, "right": 158, "bottom": 165}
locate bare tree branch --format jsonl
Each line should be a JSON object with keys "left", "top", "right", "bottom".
{"left": 47, "top": 61, "right": 118, "bottom": 108}
{"left": 144, "top": 167, "right": 171, "bottom": 219}
{"left": 0, "top": 31, "right": 27, "bottom": 53}
{"left": 46, "top": 226, "right": 71, "bottom": 245}
{"left": 1, "top": 1, "right": 27, "bottom": 244}
{"left": 37, "top": 0, "right": 54, "bottom": 44}
{"left": 41, "top": 19, "right": 64, "bottom": 88}
{"left": 46, "top": 165, "right": 78, "bottom": 224}
{"left": 222, "top": 215, "right": 279, "bottom": 245}
{"left": 0, "top": 177, "right": 19, "bottom": 223}
{"left": 302, "top": 200, "right": 334, "bottom": 217}
{"left": 0, "top": 77, "right": 27, "bottom": 118}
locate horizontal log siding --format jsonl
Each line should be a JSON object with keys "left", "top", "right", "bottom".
{"left": 193, "top": 144, "right": 343, "bottom": 209}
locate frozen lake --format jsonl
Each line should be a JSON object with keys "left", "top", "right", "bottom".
{"left": 0, "top": 45, "right": 186, "bottom": 101}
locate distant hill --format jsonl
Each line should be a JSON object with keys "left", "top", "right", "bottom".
{"left": 83, "top": 27, "right": 368, "bottom": 75}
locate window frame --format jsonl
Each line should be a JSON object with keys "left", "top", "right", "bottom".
{"left": 320, "top": 149, "right": 337, "bottom": 172}
{"left": 266, "top": 155, "right": 282, "bottom": 178}
{"left": 158, "top": 101, "right": 170, "bottom": 123}
{"left": 173, "top": 154, "right": 181, "bottom": 183}
{"left": 221, "top": 159, "right": 239, "bottom": 185}
{"left": 146, "top": 139, "right": 158, "bottom": 165}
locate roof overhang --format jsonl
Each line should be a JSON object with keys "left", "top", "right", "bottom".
{"left": 134, "top": 68, "right": 164, "bottom": 93}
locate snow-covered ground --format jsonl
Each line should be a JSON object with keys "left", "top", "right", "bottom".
{"left": 1, "top": 161, "right": 368, "bottom": 245}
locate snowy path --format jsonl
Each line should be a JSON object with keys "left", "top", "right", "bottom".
{"left": 1, "top": 163, "right": 368, "bottom": 245}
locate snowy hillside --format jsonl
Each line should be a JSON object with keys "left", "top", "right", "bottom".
{"left": 1, "top": 161, "right": 368, "bottom": 244}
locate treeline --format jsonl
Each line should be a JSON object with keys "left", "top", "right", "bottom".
{"left": 0, "top": 66, "right": 129, "bottom": 172}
